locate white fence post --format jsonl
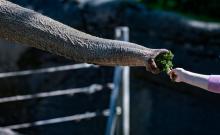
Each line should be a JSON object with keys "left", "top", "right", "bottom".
{"left": 105, "top": 26, "right": 130, "bottom": 135}
{"left": 116, "top": 27, "right": 130, "bottom": 135}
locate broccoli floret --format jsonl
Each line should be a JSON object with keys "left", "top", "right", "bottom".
{"left": 155, "top": 51, "right": 174, "bottom": 73}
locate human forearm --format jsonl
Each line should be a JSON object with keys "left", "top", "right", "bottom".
{"left": 170, "top": 68, "right": 220, "bottom": 93}
{"left": 181, "top": 70, "right": 209, "bottom": 90}
{"left": 169, "top": 68, "right": 209, "bottom": 90}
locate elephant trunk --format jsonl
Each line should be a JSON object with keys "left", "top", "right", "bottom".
{"left": 0, "top": 0, "right": 167, "bottom": 73}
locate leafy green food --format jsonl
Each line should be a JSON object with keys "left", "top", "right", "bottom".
{"left": 155, "top": 51, "right": 174, "bottom": 73}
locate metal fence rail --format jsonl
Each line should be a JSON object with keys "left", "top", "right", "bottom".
{"left": 0, "top": 84, "right": 113, "bottom": 103}
{"left": 4, "top": 107, "right": 121, "bottom": 130}
{"left": 106, "top": 68, "right": 122, "bottom": 135}
{"left": 0, "top": 27, "right": 130, "bottom": 135}
{"left": 106, "top": 27, "right": 130, "bottom": 135}
{"left": 0, "top": 63, "right": 98, "bottom": 78}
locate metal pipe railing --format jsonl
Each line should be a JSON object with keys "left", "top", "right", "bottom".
{"left": 4, "top": 107, "right": 121, "bottom": 130}
{"left": 119, "top": 27, "right": 130, "bottom": 135}
{"left": 0, "top": 27, "right": 130, "bottom": 135}
{"left": 0, "top": 63, "right": 98, "bottom": 78}
{"left": 0, "top": 84, "right": 113, "bottom": 104}
{"left": 106, "top": 27, "right": 130, "bottom": 135}
{"left": 105, "top": 67, "right": 122, "bottom": 135}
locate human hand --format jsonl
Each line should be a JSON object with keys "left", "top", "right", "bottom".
{"left": 168, "top": 68, "right": 186, "bottom": 82}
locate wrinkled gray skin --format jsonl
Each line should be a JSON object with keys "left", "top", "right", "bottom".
{"left": 0, "top": 0, "right": 168, "bottom": 74}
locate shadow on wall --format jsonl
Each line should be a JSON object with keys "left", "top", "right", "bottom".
{"left": 0, "top": 40, "right": 27, "bottom": 72}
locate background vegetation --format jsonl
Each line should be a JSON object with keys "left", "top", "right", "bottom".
{"left": 139, "top": 0, "right": 220, "bottom": 22}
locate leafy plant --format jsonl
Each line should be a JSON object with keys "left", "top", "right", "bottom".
{"left": 155, "top": 51, "right": 174, "bottom": 73}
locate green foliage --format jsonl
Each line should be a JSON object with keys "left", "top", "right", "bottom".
{"left": 138, "top": 0, "right": 220, "bottom": 22}
{"left": 155, "top": 51, "right": 174, "bottom": 73}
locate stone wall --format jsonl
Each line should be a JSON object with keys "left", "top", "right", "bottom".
{"left": 0, "top": 0, "right": 220, "bottom": 135}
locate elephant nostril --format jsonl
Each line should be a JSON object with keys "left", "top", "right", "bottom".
{"left": 147, "top": 58, "right": 160, "bottom": 74}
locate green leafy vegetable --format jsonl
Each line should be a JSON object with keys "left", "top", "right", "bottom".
{"left": 155, "top": 51, "right": 174, "bottom": 73}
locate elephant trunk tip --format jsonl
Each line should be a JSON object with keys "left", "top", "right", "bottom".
{"left": 144, "top": 49, "right": 173, "bottom": 74}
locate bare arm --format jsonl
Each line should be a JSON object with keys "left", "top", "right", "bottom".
{"left": 169, "top": 68, "right": 209, "bottom": 91}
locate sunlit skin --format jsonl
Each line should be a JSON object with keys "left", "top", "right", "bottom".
{"left": 168, "top": 68, "right": 209, "bottom": 91}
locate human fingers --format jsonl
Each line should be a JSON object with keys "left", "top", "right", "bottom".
{"left": 168, "top": 69, "right": 178, "bottom": 81}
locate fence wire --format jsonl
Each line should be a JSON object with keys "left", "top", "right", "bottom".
{"left": 0, "top": 53, "right": 126, "bottom": 134}
{"left": 0, "top": 63, "right": 98, "bottom": 78}
{"left": 4, "top": 107, "right": 121, "bottom": 130}
{"left": 0, "top": 83, "right": 113, "bottom": 104}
